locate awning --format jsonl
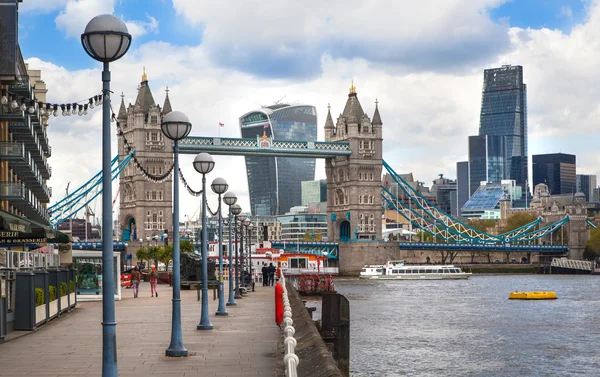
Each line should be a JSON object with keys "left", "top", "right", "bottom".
{"left": 0, "top": 210, "right": 71, "bottom": 244}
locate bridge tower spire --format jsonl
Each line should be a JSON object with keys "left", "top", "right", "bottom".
{"left": 325, "top": 84, "right": 383, "bottom": 242}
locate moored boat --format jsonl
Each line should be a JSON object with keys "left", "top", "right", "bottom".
{"left": 359, "top": 260, "right": 472, "bottom": 280}
{"left": 508, "top": 291, "right": 557, "bottom": 300}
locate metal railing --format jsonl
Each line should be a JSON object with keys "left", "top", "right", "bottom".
{"left": 279, "top": 270, "right": 299, "bottom": 377}
{"left": 0, "top": 250, "right": 61, "bottom": 270}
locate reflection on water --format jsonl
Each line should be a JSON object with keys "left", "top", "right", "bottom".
{"left": 333, "top": 275, "right": 600, "bottom": 377}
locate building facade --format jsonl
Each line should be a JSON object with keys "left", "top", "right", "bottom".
{"left": 430, "top": 174, "right": 457, "bottom": 216}
{"left": 576, "top": 174, "right": 597, "bottom": 202}
{"left": 532, "top": 153, "right": 576, "bottom": 195}
{"left": 468, "top": 134, "right": 506, "bottom": 197}
{"left": 325, "top": 83, "right": 383, "bottom": 241}
{"left": 479, "top": 65, "right": 528, "bottom": 194}
{"left": 456, "top": 161, "right": 469, "bottom": 216}
{"left": 239, "top": 104, "right": 318, "bottom": 216}
{"left": 117, "top": 72, "right": 173, "bottom": 243}
{"left": 277, "top": 206, "right": 327, "bottom": 242}
{"left": 301, "top": 179, "right": 327, "bottom": 206}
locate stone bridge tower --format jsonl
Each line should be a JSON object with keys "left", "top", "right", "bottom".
{"left": 325, "top": 83, "right": 383, "bottom": 242}
{"left": 117, "top": 69, "right": 174, "bottom": 246}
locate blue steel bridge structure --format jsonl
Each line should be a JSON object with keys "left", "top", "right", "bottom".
{"left": 51, "top": 135, "right": 579, "bottom": 258}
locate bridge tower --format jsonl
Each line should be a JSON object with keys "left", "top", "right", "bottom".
{"left": 117, "top": 69, "right": 174, "bottom": 245}
{"left": 325, "top": 82, "right": 383, "bottom": 242}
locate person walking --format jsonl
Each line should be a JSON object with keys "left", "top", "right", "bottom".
{"left": 267, "top": 262, "right": 276, "bottom": 286}
{"left": 261, "top": 263, "right": 268, "bottom": 286}
{"left": 149, "top": 265, "right": 159, "bottom": 297}
{"left": 131, "top": 266, "right": 141, "bottom": 298}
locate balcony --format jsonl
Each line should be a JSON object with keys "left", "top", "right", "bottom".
{"left": 0, "top": 42, "right": 28, "bottom": 84}
{"left": 0, "top": 104, "right": 26, "bottom": 121}
{"left": 0, "top": 141, "right": 26, "bottom": 161}
{"left": 0, "top": 182, "right": 27, "bottom": 202}
{"left": 44, "top": 145, "right": 52, "bottom": 158}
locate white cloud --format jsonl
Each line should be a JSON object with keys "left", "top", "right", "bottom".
{"left": 55, "top": 0, "right": 115, "bottom": 38}
{"left": 126, "top": 15, "right": 159, "bottom": 38}
{"left": 559, "top": 5, "right": 573, "bottom": 18}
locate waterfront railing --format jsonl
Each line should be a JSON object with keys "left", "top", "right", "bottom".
{"left": 279, "top": 270, "right": 299, "bottom": 377}
{"left": 0, "top": 250, "right": 61, "bottom": 270}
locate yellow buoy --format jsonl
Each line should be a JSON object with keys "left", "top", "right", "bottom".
{"left": 509, "top": 291, "right": 557, "bottom": 300}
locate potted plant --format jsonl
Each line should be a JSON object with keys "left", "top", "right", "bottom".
{"left": 35, "top": 288, "right": 46, "bottom": 325}
{"left": 69, "top": 280, "right": 76, "bottom": 308}
{"left": 60, "top": 282, "right": 68, "bottom": 313}
{"left": 48, "top": 285, "right": 59, "bottom": 318}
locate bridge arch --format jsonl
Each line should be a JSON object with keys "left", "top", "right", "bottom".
{"left": 339, "top": 220, "right": 351, "bottom": 242}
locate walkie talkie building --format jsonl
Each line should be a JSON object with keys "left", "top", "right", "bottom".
{"left": 239, "top": 104, "right": 318, "bottom": 216}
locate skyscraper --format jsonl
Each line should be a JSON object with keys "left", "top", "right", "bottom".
{"left": 456, "top": 161, "right": 469, "bottom": 216}
{"left": 240, "top": 104, "right": 317, "bottom": 215}
{"left": 576, "top": 174, "right": 597, "bottom": 202}
{"left": 479, "top": 65, "right": 528, "bottom": 193}
{"left": 532, "top": 153, "right": 576, "bottom": 195}
{"left": 468, "top": 135, "right": 506, "bottom": 196}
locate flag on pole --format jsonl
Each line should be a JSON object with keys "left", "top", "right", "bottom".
{"left": 219, "top": 122, "right": 224, "bottom": 127}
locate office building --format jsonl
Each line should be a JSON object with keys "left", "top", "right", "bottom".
{"left": 240, "top": 104, "right": 318, "bottom": 216}
{"left": 479, "top": 65, "right": 528, "bottom": 193}
{"left": 468, "top": 134, "right": 506, "bottom": 197}
{"left": 456, "top": 161, "right": 469, "bottom": 217}
{"left": 532, "top": 153, "right": 576, "bottom": 195}
{"left": 277, "top": 206, "right": 327, "bottom": 242}
{"left": 461, "top": 180, "right": 519, "bottom": 219}
{"left": 301, "top": 179, "right": 327, "bottom": 206}
{"left": 576, "top": 174, "right": 597, "bottom": 202}
{"left": 430, "top": 174, "right": 457, "bottom": 216}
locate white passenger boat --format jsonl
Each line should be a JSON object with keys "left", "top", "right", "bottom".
{"left": 359, "top": 260, "right": 472, "bottom": 280}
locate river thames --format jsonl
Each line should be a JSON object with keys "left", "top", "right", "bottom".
{"left": 332, "top": 275, "right": 600, "bottom": 377}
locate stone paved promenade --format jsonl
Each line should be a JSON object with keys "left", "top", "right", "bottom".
{"left": 0, "top": 282, "right": 279, "bottom": 376}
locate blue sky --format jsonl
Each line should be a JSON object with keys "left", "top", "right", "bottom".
{"left": 15, "top": 0, "right": 600, "bottom": 216}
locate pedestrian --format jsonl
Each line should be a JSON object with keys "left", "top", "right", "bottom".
{"left": 150, "top": 265, "right": 159, "bottom": 297}
{"left": 262, "top": 263, "right": 268, "bottom": 286}
{"left": 267, "top": 262, "right": 276, "bottom": 286}
{"left": 131, "top": 266, "right": 141, "bottom": 298}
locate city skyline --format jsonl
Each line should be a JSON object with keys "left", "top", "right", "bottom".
{"left": 16, "top": 0, "right": 600, "bottom": 219}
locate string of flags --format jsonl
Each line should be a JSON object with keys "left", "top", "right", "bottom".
{"left": 0, "top": 88, "right": 104, "bottom": 117}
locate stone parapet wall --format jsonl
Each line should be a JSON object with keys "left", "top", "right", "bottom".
{"left": 278, "top": 282, "right": 344, "bottom": 377}
{"left": 338, "top": 242, "right": 399, "bottom": 275}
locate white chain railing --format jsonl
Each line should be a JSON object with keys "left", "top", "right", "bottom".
{"left": 279, "top": 270, "right": 299, "bottom": 377}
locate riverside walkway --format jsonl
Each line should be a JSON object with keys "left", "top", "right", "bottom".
{"left": 0, "top": 282, "right": 279, "bottom": 376}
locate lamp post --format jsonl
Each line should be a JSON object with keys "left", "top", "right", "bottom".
{"left": 238, "top": 214, "right": 247, "bottom": 289}
{"left": 243, "top": 218, "right": 251, "bottom": 288}
{"left": 231, "top": 204, "right": 242, "bottom": 299}
{"left": 248, "top": 222, "right": 255, "bottom": 291}
{"left": 193, "top": 153, "right": 215, "bottom": 330}
{"left": 161, "top": 110, "right": 192, "bottom": 357}
{"left": 81, "top": 14, "right": 131, "bottom": 377}
{"left": 146, "top": 235, "right": 151, "bottom": 248}
{"left": 223, "top": 193, "right": 238, "bottom": 306}
{"left": 211, "top": 177, "right": 229, "bottom": 316}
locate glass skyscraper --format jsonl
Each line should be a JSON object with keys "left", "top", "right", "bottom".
{"left": 479, "top": 65, "right": 528, "bottom": 193}
{"left": 532, "top": 153, "right": 576, "bottom": 195}
{"left": 468, "top": 135, "right": 506, "bottom": 196}
{"left": 239, "top": 104, "right": 317, "bottom": 216}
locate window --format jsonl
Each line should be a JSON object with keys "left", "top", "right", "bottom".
{"left": 151, "top": 115, "right": 158, "bottom": 124}
{"left": 289, "top": 258, "right": 307, "bottom": 268}
{"left": 151, "top": 132, "right": 158, "bottom": 141}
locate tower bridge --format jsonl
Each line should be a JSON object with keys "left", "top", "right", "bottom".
{"left": 56, "top": 75, "right": 590, "bottom": 274}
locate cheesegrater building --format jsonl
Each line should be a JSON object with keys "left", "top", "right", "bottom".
{"left": 477, "top": 65, "right": 528, "bottom": 196}
{"left": 239, "top": 104, "right": 317, "bottom": 216}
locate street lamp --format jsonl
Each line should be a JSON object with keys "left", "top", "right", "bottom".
{"left": 238, "top": 214, "right": 248, "bottom": 290}
{"left": 81, "top": 14, "right": 131, "bottom": 377}
{"left": 243, "top": 218, "right": 251, "bottom": 288}
{"left": 247, "top": 222, "right": 255, "bottom": 291}
{"left": 223, "top": 192, "right": 237, "bottom": 306}
{"left": 161, "top": 110, "right": 192, "bottom": 357}
{"left": 211, "top": 177, "right": 229, "bottom": 316}
{"left": 193, "top": 153, "right": 215, "bottom": 330}
{"left": 231, "top": 204, "right": 242, "bottom": 299}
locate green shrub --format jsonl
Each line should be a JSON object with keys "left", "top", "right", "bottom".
{"left": 49, "top": 286, "right": 57, "bottom": 302}
{"left": 60, "top": 282, "right": 67, "bottom": 297}
{"left": 35, "top": 288, "right": 45, "bottom": 307}
{"left": 69, "top": 280, "right": 74, "bottom": 293}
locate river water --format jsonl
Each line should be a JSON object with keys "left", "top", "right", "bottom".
{"left": 330, "top": 275, "right": 600, "bottom": 377}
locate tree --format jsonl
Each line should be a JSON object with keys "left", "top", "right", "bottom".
{"left": 584, "top": 228, "right": 600, "bottom": 261}
{"left": 136, "top": 248, "right": 149, "bottom": 267}
{"left": 147, "top": 245, "right": 162, "bottom": 269}
{"left": 159, "top": 244, "right": 174, "bottom": 269}
{"left": 180, "top": 239, "right": 195, "bottom": 253}
{"left": 502, "top": 213, "right": 538, "bottom": 234}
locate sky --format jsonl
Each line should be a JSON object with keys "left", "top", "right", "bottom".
{"left": 14, "top": 0, "right": 600, "bottom": 223}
